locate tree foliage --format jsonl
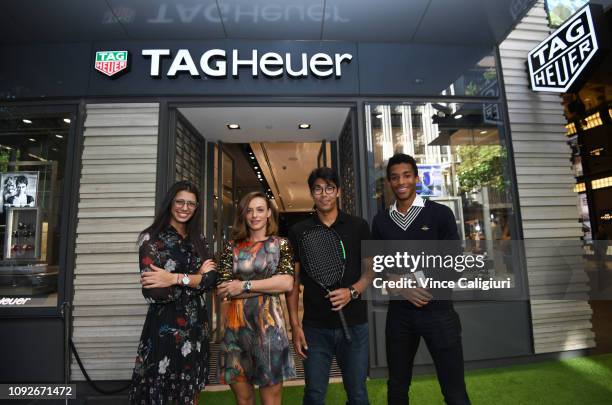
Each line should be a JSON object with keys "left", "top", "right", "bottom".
{"left": 456, "top": 145, "right": 506, "bottom": 192}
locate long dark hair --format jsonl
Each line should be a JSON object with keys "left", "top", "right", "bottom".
{"left": 139, "top": 181, "right": 207, "bottom": 260}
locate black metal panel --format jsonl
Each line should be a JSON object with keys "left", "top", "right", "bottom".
{"left": 338, "top": 112, "right": 356, "bottom": 215}
{"left": 0, "top": 318, "right": 64, "bottom": 382}
{"left": 174, "top": 113, "right": 205, "bottom": 187}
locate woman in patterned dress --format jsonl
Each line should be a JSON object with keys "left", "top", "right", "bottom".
{"left": 216, "top": 191, "right": 296, "bottom": 405}
{"left": 129, "top": 181, "right": 217, "bottom": 405}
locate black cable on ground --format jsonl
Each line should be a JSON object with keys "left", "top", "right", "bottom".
{"left": 70, "top": 338, "right": 131, "bottom": 395}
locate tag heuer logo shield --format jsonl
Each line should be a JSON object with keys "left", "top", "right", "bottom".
{"left": 95, "top": 50, "right": 128, "bottom": 77}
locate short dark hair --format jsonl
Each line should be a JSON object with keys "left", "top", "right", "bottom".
{"left": 15, "top": 175, "right": 28, "bottom": 186}
{"left": 386, "top": 153, "right": 418, "bottom": 180}
{"left": 307, "top": 167, "right": 340, "bottom": 190}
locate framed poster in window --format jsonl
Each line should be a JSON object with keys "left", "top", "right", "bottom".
{"left": 0, "top": 171, "right": 39, "bottom": 212}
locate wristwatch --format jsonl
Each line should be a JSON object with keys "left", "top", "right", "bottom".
{"left": 181, "top": 274, "right": 190, "bottom": 286}
{"left": 349, "top": 286, "right": 360, "bottom": 300}
{"left": 243, "top": 280, "right": 252, "bottom": 293}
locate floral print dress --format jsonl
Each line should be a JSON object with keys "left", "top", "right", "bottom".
{"left": 129, "top": 226, "right": 217, "bottom": 405}
{"left": 218, "top": 236, "right": 297, "bottom": 386}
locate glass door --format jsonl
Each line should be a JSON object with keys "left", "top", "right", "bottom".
{"left": 206, "top": 141, "right": 235, "bottom": 340}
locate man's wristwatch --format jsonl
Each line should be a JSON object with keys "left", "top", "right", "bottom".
{"left": 349, "top": 286, "right": 360, "bottom": 300}
{"left": 243, "top": 280, "right": 252, "bottom": 293}
{"left": 181, "top": 274, "right": 190, "bottom": 286}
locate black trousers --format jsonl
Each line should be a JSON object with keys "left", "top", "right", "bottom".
{"left": 386, "top": 304, "right": 471, "bottom": 405}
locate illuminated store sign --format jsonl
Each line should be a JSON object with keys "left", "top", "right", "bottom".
{"left": 527, "top": 5, "right": 599, "bottom": 92}
{"left": 141, "top": 49, "right": 353, "bottom": 78}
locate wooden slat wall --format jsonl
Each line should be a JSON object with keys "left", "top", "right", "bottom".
{"left": 499, "top": 1, "right": 595, "bottom": 353}
{"left": 71, "top": 103, "right": 159, "bottom": 380}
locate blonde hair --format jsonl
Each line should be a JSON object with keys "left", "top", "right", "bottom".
{"left": 231, "top": 191, "right": 278, "bottom": 242}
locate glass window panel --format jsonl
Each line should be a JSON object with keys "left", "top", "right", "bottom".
{"left": 0, "top": 113, "right": 71, "bottom": 307}
{"left": 366, "top": 102, "right": 521, "bottom": 294}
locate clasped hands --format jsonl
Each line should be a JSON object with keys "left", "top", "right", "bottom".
{"left": 141, "top": 259, "right": 216, "bottom": 289}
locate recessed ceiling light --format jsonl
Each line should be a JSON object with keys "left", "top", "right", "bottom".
{"left": 250, "top": 156, "right": 255, "bottom": 160}
{"left": 259, "top": 178, "right": 263, "bottom": 182}
{"left": 55, "top": 134, "right": 64, "bottom": 139}
{"left": 298, "top": 123, "right": 311, "bottom": 129}
{"left": 480, "top": 130, "right": 488, "bottom": 134}
{"left": 454, "top": 114, "right": 463, "bottom": 119}
{"left": 227, "top": 123, "right": 240, "bottom": 130}
{"left": 63, "top": 118, "right": 71, "bottom": 124}
{"left": 254, "top": 166, "right": 258, "bottom": 169}
{"left": 22, "top": 119, "right": 32, "bottom": 124}
{"left": 28, "top": 138, "right": 36, "bottom": 142}
{"left": 376, "top": 114, "right": 383, "bottom": 119}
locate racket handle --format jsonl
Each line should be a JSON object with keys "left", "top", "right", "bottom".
{"left": 338, "top": 309, "right": 352, "bottom": 343}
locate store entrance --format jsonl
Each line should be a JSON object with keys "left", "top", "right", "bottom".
{"left": 172, "top": 105, "right": 357, "bottom": 244}
{"left": 168, "top": 105, "right": 357, "bottom": 381}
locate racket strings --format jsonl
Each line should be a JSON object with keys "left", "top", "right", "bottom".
{"left": 300, "top": 227, "right": 345, "bottom": 287}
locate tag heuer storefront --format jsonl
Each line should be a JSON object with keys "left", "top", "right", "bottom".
{"left": 0, "top": 0, "right": 609, "bottom": 392}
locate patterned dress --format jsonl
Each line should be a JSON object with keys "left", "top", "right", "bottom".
{"left": 129, "top": 226, "right": 217, "bottom": 405}
{"left": 218, "top": 236, "right": 297, "bottom": 386}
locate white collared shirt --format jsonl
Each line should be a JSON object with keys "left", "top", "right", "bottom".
{"left": 390, "top": 194, "right": 425, "bottom": 214}
{"left": 389, "top": 195, "right": 425, "bottom": 231}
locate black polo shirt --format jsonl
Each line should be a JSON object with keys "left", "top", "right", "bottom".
{"left": 288, "top": 210, "right": 370, "bottom": 328}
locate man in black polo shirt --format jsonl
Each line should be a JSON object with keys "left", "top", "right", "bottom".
{"left": 372, "top": 154, "right": 470, "bottom": 405}
{"left": 287, "top": 167, "right": 372, "bottom": 405}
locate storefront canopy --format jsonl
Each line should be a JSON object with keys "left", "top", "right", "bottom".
{"left": 1, "top": 0, "right": 538, "bottom": 46}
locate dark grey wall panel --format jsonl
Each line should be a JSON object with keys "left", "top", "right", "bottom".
{"left": 0, "top": 44, "right": 91, "bottom": 100}
{"left": 0, "top": 318, "right": 64, "bottom": 382}
{"left": 357, "top": 43, "right": 498, "bottom": 96}
{"left": 1, "top": 40, "right": 504, "bottom": 100}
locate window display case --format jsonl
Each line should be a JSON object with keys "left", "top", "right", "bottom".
{"left": 4, "top": 207, "right": 41, "bottom": 260}
{"left": 0, "top": 109, "right": 71, "bottom": 308}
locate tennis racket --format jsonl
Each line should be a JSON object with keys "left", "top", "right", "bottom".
{"left": 299, "top": 224, "right": 352, "bottom": 342}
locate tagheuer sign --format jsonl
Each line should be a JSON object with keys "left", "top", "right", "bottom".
{"left": 141, "top": 49, "right": 352, "bottom": 78}
{"left": 527, "top": 5, "right": 599, "bottom": 93}
{"left": 95, "top": 48, "right": 353, "bottom": 79}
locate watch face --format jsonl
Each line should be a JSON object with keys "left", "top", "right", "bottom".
{"left": 182, "top": 275, "right": 190, "bottom": 285}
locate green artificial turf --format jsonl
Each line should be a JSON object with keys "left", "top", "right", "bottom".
{"left": 199, "top": 353, "right": 612, "bottom": 404}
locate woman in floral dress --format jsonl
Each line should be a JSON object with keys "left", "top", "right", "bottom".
{"left": 216, "top": 191, "right": 296, "bottom": 405}
{"left": 129, "top": 181, "right": 217, "bottom": 405}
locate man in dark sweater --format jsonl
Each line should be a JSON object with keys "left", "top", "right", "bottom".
{"left": 287, "top": 167, "right": 372, "bottom": 405}
{"left": 372, "top": 154, "right": 471, "bottom": 405}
